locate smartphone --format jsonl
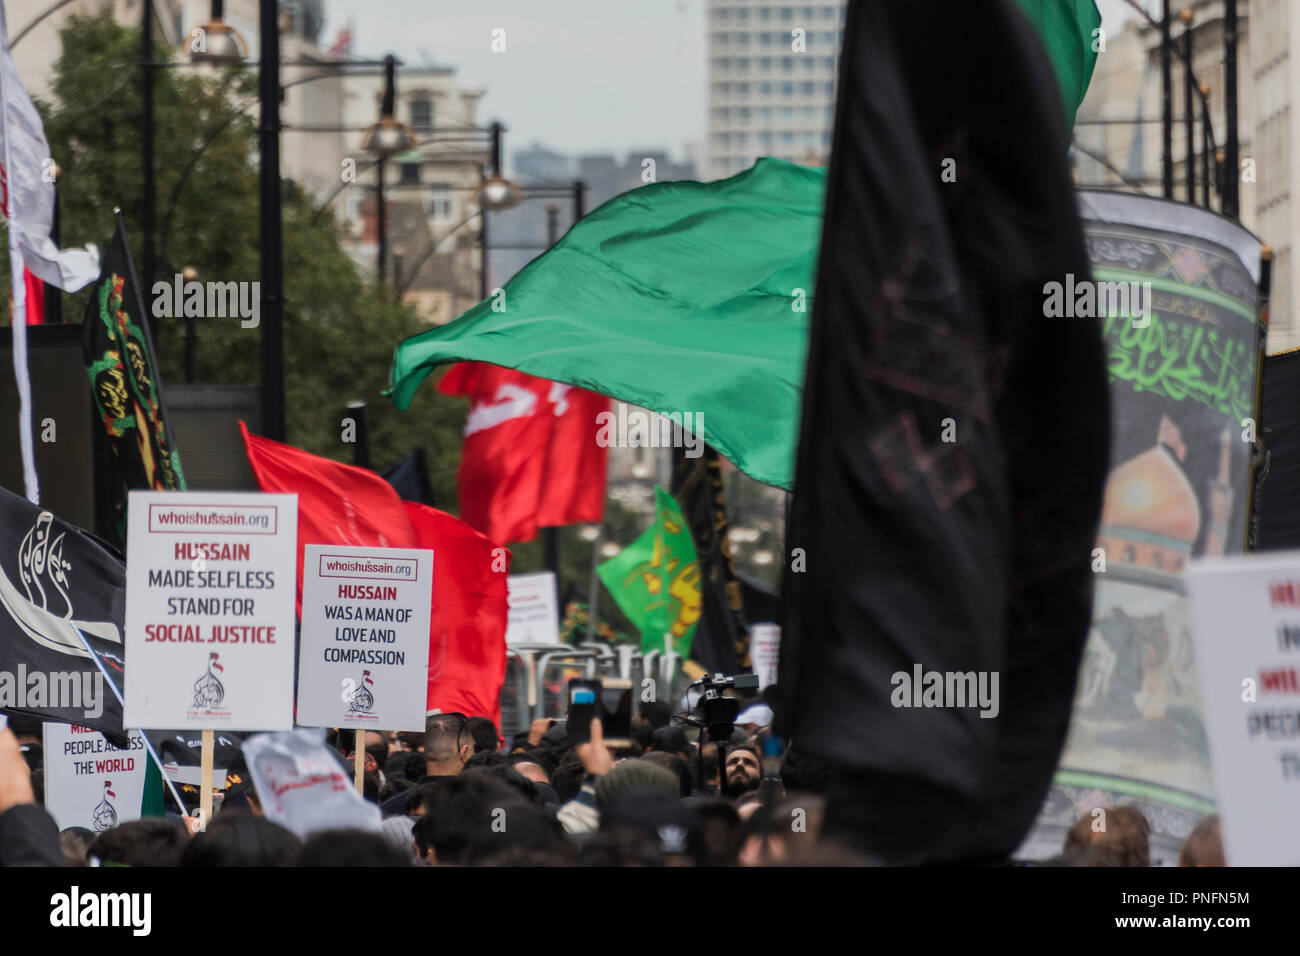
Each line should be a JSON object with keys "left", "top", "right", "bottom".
{"left": 599, "top": 678, "right": 634, "bottom": 750}
{"left": 566, "top": 678, "right": 600, "bottom": 745}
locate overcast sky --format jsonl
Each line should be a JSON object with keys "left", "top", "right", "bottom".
{"left": 325, "top": 0, "right": 1137, "bottom": 171}
{"left": 324, "top": 0, "right": 707, "bottom": 168}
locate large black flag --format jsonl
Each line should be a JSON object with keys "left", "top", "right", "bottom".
{"left": 779, "top": 0, "right": 1109, "bottom": 863}
{"left": 0, "top": 486, "right": 129, "bottom": 744}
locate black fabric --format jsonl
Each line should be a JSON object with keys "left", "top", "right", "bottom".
{"left": 0, "top": 803, "right": 65, "bottom": 867}
{"left": 82, "top": 217, "right": 184, "bottom": 494}
{"left": 0, "top": 486, "right": 129, "bottom": 745}
{"left": 779, "top": 0, "right": 1109, "bottom": 864}
{"left": 381, "top": 449, "right": 436, "bottom": 507}
{"left": 1254, "top": 351, "right": 1300, "bottom": 550}
{"left": 671, "top": 446, "right": 744, "bottom": 674}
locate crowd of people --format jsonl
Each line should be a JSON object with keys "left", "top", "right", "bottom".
{"left": 0, "top": 701, "right": 1226, "bottom": 867}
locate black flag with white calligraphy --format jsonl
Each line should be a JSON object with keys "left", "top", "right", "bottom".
{"left": 0, "top": 486, "right": 129, "bottom": 745}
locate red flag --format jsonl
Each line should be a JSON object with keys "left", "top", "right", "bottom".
{"left": 238, "top": 421, "right": 417, "bottom": 604}
{"left": 22, "top": 267, "right": 42, "bottom": 324}
{"left": 438, "top": 362, "right": 608, "bottom": 544}
{"left": 403, "top": 500, "right": 509, "bottom": 725}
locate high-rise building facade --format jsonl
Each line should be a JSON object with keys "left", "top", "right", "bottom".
{"left": 707, "top": 0, "right": 846, "bottom": 180}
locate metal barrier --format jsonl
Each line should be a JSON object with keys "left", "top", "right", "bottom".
{"left": 499, "top": 643, "right": 692, "bottom": 739}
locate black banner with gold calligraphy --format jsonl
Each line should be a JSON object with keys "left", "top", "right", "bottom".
{"left": 81, "top": 216, "right": 185, "bottom": 498}
{"left": 671, "top": 445, "right": 747, "bottom": 676}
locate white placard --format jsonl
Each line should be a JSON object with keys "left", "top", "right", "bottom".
{"left": 749, "top": 622, "right": 781, "bottom": 691}
{"left": 1185, "top": 551, "right": 1300, "bottom": 866}
{"left": 124, "top": 492, "right": 298, "bottom": 730}
{"left": 505, "top": 572, "right": 559, "bottom": 645}
{"left": 296, "top": 545, "right": 433, "bottom": 731}
{"left": 42, "top": 723, "right": 148, "bottom": 833}
{"left": 243, "top": 728, "right": 381, "bottom": 837}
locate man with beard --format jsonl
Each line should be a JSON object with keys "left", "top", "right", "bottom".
{"left": 722, "top": 745, "right": 762, "bottom": 803}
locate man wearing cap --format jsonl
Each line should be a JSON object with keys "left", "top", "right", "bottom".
{"left": 736, "top": 703, "right": 773, "bottom": 737}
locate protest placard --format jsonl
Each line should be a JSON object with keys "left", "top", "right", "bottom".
{"left": 505, "top": 572, "right": 559, "bottom": 645}
{"left": 123, "top": 492, "right": 298, "bottom": 731}
{"left": 1185, "top": 552, "right": 1300, "bottom": 865}
{"left": 296, "top": 545, "right": 433, "bottom": 732}
{"left": 749, "top": 622, "right": 781, "bottom": 691}
{"left": 42, "top": 722, "right": 148, "bottom": 833}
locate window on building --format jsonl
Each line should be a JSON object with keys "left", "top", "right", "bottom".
{"left": 759, "top": 7, "right": 772, "bottom": 20}
{"left": 781, "top": 7, "right": 794, "bottom": 20}
{"left": 760, "top": 57, "right": 773, "bottom": 72}
{"left": 427, "top": 187, "right": 453, "bottom": 221}
{"left": 781, "top": 82, "right": 794, "bottom": 96}
{"left": 800, "top": 81, "right": 815, "bottom": 96}
{"left": 399, "top": 161, "right": 420, "bottom": 185}
{"left": 737, "top": 82, "right": 750, "bottom": 94}
{"left": 737, "top": 57, "right": 751, "bottom": 70}
{"left": 409, "top": 99, "right": 433, "bottom": 132}
{"left": 759, "top": 82, "right": 773, "bottom": 96}
{"left": 781, "top": 56, "right": 794, "bottom": 72}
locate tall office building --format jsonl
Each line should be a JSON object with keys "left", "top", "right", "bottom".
{"left": 707, "top": 0, "right": 846, "bottom": 180}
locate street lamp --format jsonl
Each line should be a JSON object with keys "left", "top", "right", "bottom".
{"left": 361, "top": 55, "right": 414, "bottom": 285}
{"left": 474, "top": 121, "right": 521, "bottom": 300}
{"left": 188, "top": 0, "right": 248, "bottom": 66}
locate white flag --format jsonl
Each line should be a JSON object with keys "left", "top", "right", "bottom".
{"left": 0, "top": 2, "right": 98, "bottom": 291}
{"left": 243, "top": 729, "right": 382, "bottom": 838}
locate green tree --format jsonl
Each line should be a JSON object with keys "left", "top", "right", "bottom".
{"left": 11, "top": 13, "right": 638, "bottom": 619}
{"left": 26, "top": 12, "right": 465, "bottom": 505}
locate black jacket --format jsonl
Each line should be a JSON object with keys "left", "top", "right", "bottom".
{"left": 0, "top": 804, "right": 64, "bottom": 866}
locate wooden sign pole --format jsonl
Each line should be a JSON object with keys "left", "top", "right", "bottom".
{"left": 198, "top": 729, "right": 214, "bottom": 831}
{"left": 355, "top": 729, "right": 365, "bottom": 793}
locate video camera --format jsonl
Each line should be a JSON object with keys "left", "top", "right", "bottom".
{"left": 689, "top": 672, "right": 760, "bottom": 742}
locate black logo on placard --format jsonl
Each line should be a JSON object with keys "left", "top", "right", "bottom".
{"left": 192, "top": 652, "right": 225, "bottom": 708}
{"left": 92, "top": 780, "right": 118, "bottom": 831}
{"left": 345, "top": 670, "right": 375, "bottom": 714}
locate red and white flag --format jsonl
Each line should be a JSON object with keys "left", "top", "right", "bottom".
{"left": 438, "top": 362, "right": 609, "bottom": 545}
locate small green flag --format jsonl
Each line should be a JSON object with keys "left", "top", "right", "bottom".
{"left": 597, "top": 487, "right": 702, "bottom": 658}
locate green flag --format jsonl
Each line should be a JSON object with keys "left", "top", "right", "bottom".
{"left": 596, "top": 487, "right": 702, "bottom": 658}
{"left": 1013, "top": 0, "right": 1102, "bottom": 122}
{"left": 389, "top": 1, "right": 1100, "bottom": 490}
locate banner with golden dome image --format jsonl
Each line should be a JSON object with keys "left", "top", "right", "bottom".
{"left": 1021, "top": 192, "right": 1265, "bottom": 865}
